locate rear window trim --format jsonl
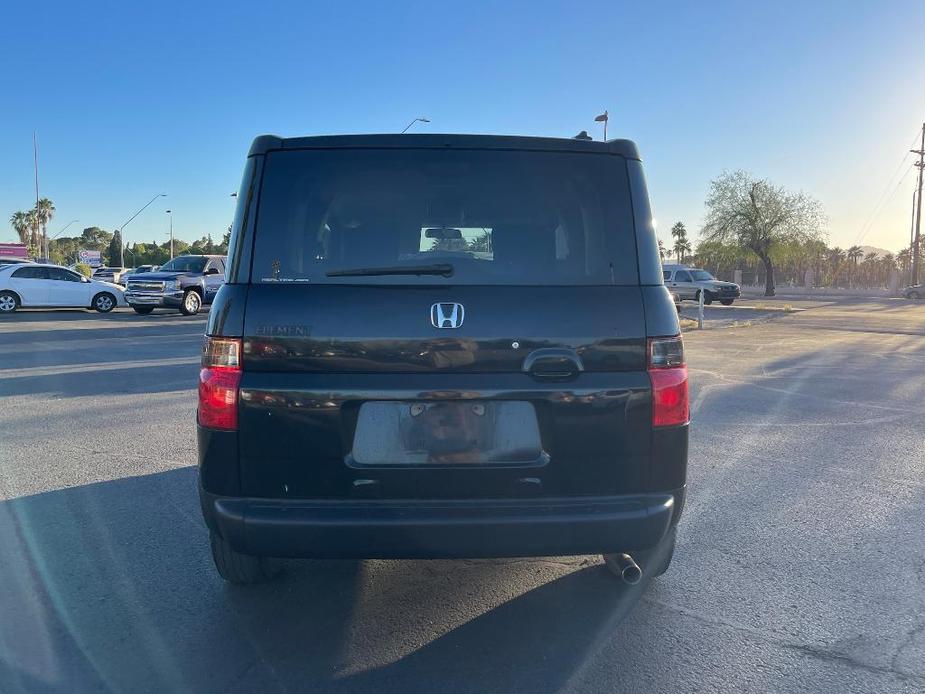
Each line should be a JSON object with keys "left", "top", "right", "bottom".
{"left": 253, "top": 145, "right": 636, "bottom": 157}
{"left": 246, "top": 134, "right": 642, "bottom": 160}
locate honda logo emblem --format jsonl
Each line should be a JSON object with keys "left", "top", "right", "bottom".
{"left": 430, "top": 302, "right": 465, "bottom": 329}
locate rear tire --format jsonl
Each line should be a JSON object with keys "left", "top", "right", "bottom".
{"left": 0, "top": 291, "right": 19, "bottom": 314}
{"left": 180, "top": 290, "right": 202, "bottom": 316}
{"left": 132, "top": 306, "right": 155, "bottom": 315}
{"left": 720, "top": 298, "right": 734, "bottom": 306}
{"left": 92, "top": 292, "right": 116, "bottom": 313}
{"left": 603, "top": 525, "right": 677, "bottom": 581}
{"left": 209, "top": 532, "right": 281, "bottom": 585}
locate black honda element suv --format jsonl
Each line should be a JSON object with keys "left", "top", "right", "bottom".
{"left": 198, "top": 133, "right": 688, "bottom": 585}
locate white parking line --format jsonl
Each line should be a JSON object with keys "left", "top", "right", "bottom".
{"left": 0, "top": 357, "right": 200, "bottom": 379}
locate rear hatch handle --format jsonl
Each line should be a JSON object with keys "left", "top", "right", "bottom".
{"left": 522, "top": 348, "right": 584, "bottom": 381}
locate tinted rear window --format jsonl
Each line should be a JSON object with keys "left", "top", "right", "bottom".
{"left": 12, "top": 267, "right": 48, "bottom": 279}
{"left": 251, "top": 148, "right": 637, "bottom": 285}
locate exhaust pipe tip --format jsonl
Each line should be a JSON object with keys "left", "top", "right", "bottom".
{"left": 621, "top": 562, "right": 642, "bottom": 585}
{"left": 605, "top": 553, "right": 642, "bottom": 585}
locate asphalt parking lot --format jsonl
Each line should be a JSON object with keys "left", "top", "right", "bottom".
{"left": 1, "top": 298, "right": 924, "bottom": 693}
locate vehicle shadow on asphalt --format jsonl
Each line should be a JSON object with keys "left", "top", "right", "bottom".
{"left": 331, "top": 565, "right": 645, "bottom": 693}
{"left": 0, "top": 467, "right": 647, "bottom": 693}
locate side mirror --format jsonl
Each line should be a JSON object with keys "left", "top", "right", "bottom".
{"left": 82, "top": 276, "right": 91, "bottom": 283}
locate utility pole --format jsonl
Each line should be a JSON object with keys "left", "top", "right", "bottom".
{"left": 912, "top": 122, "right": 925, "bottom": 286}
{"left": 910, "top": 190, "right": 917, "bottom": 284}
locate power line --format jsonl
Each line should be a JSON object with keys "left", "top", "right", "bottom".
{"left": 854, "top": 162, "right": 916, "bottom": 247}
{"left": 849, "top": 128, "right": 922, "bottom": 248}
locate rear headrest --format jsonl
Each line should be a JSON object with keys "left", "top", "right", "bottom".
{"left": 337, "top": 225, "right": 396, "bottom": 266}
{"left": 492, "top": 224, "right": 557, "bottom": 273}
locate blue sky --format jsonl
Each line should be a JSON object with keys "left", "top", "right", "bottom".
{"left": 2, "top": 0, "right": 924, "bottom": 252}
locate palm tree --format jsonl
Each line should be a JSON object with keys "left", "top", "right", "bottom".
{"left": 860, "top": 252, "right": 878, "bottom": 287}
{"left": 846, "top": 245, "right": 862, "bottom": 288}
{"left": 34, "top": 198, "right": 55, "bottom": 257}
{"left": 879, "top": 253, "right": 896, "bottom": 288}
{"left": 896, "top": 248, "right": 912, "bottom": 283}
{"left": 805, "top": 239, "right": 827, "bottom": 287}
{"left": 827, "top": 247, "right": 845, "bottom": 287}
{"left": 25, "top": 209, "right": 41, "bottom": 255}
{"left": 670, "top": 222, "right": 689, "bottom": 263}
{"left": 9, "top": 211, "right": 31, "bottom": 245}
{"left": 675, "top": 238, "right": 692, "bottom": 264}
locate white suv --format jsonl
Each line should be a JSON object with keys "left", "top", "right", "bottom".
{"left": 663, "top": 265, "right": 740, "bottom": 305}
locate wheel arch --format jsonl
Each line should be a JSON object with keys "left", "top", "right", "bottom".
{"left": 91, "top": 290, "right": 117, "bottom": 307}
{"left": 0, "top": 289, "right": 22, "bottom": 308}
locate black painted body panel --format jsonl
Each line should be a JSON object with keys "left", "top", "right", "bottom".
{"left": 240, "top": 285, "right": 647, "bottom": 373}
{"left": 198, "top": 135, "right": 689, "bottom": 556}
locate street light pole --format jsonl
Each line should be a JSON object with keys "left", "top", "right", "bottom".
{"left": 117, "top": 193, "right": 167, "bottom": 267}
{"left": 166, "top": 210, "right": 174, "bottom": 259}
{"left": 44, "top": 219, "right": 79, "bottom": 263}
{"left": 33, "top": 132, "right": 41, "bottom": 259}
{"left": 50, "top": 219, "right": 79, "bottom": 241}
{"left": 401, "top": 117, "right": 430, "bottom": 134}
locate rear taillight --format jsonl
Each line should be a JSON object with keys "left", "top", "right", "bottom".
{"left": 198, "top": 337, "right": 242, "bottom": 431}
{"left": 648, "top": 336, "right": 689, "bottom": 427}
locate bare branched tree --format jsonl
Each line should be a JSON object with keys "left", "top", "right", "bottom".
{"left": 701, "top": 170, "right": 825, "bottom": 296}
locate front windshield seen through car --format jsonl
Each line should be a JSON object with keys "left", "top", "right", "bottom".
{"left": 690, "top": 269, "right": 715, "bottom": 281}
{"left": 159, "top": 256, "right": 206, "bottom": 273}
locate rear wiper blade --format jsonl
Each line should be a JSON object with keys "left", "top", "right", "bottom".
{"left": 326, "top": 263, "right": 454, "bottom": 278}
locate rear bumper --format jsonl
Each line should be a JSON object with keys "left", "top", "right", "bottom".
{"left": 200, "top": 490, "right": 681, "bottom": 559}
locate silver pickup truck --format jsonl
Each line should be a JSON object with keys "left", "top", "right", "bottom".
{"left": 125, "top": 254, "right": 225, "bottom": 315}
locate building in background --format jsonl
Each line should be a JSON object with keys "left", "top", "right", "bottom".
{"left": 0, "top": 243, "right": 29, "bottom": 261}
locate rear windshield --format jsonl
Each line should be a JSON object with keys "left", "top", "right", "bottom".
{"left": 251, "top": 148, "right": 637, "bottom": 285}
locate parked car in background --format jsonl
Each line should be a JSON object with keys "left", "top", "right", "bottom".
{"left": 0, "top": 263, "right": 126, "bottom": 313}
{"left": 92, "top": 266, "right": 129, "bottom": 284}
{"left": 0, "top": 258, "right": 34, "bottom": 268}
{"left": 663, "top": 264, "right": 740, "bottom": 305}
{"left": 118, "top": 265, "right": 160, "bottom": 286}
{"left": 902, "top": 284, "right": 922, "bottom": 299}
{"left": 124, "top": 255, "right": 226, "bottom": 315}
{"left": 670, "top": 290, "right": 682, "bottom": 313}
